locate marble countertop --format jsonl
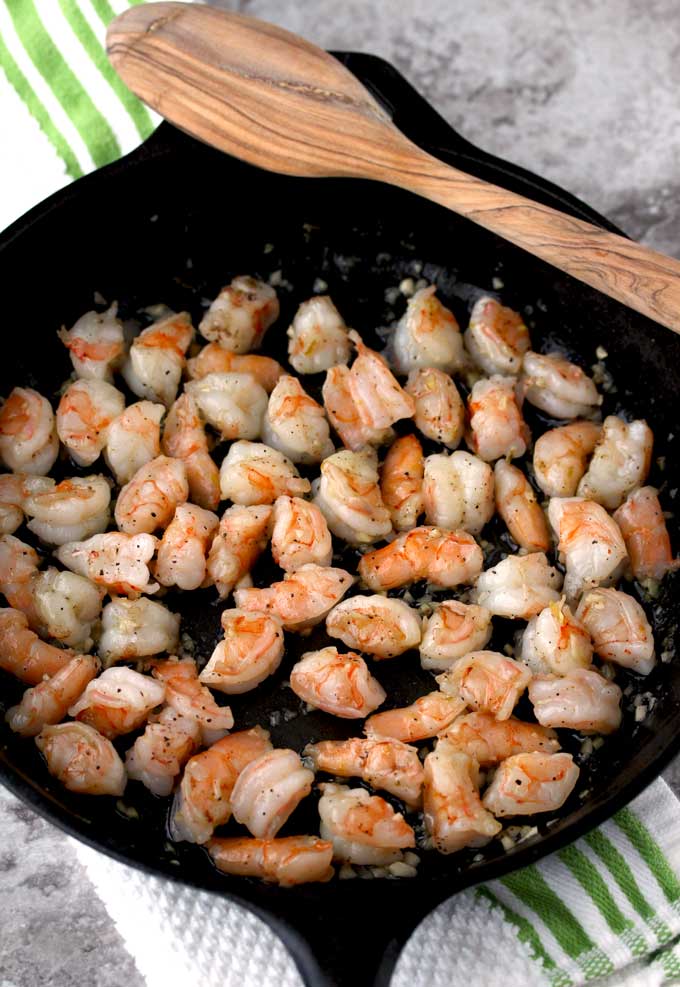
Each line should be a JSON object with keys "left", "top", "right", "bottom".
{"left": 2, "top": 1, "right": 680, "bottom": 984}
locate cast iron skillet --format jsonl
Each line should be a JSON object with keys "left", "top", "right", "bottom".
{"left": 1, "top": 53, "right": 680, "bottom": 987}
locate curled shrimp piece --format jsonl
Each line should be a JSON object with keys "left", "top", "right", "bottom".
{"left": 521, "top": 352, "right": 601, "bottom": 419}
{"left": 347, "top": 330, "right": 415, "bottom": 430}
{"left": 326, "top": 595, "right": 421, "bottom": 659}
{"left": 313, "top": 448, "right": 392, "bottom": 545}
{"left": 36, "top": 722, "right": 126, "bottom": 796}
{"left": 322, "top": 365, "right": 394, "bottom": 451}
{"left": 577, "top": 416, "right": 653, "bottom": 509}
{"left": 69, "top": 667, "right": 166, "bottom": 738}
{"left": 0, "top": 473, "right": 29, "bottom": 532}
{"left": 548, "top": 497, "right": 628, "bottom": 600}
{"left": 152, "top": 658, "right": 233, "bottom": 743}
{"left": 154, "top": 502, "right": 219, "bottom": 591}
{"left": 25, "top": 475, "right": 111, "bottom": 546}
{"left": 219, "top": 441, "right": 310, "bottom": 505}
{"left": 6, "top": 654, "right": 99, "bottom": 737}
{"left": 392, "top": 285, "right": 464, "bottom": 374}
{"left": 472, "top": 552, "right": 563, "bottom": 619}
{"left": 304, "top": 737, "right": 424, "bottom": 808}
{"left": 437, "top": 650, "right": 531, "bottom": 720}
{"left": 365, "top": 691, "right": 465, "bottom": 742}
{"left": 0, "top": 608, "right": 74, "bottom": 683}
{"left": 520, "top": 599, "right": 592, "bottom": 675}
{"left": 231, "top": 748, "right": 314, "bottom": 838}
{"left": 162, "top": 393, "right": 220, "bottom": 511}
{"left": 0, "top": 533, "right": 41, "bottom": 621}
{"left": 533, "top": 420, "right": 601, "bottom": 498}
{"left": 271, "top": 496, "right": 332, "bottom": 571}
{"left": 318, "top": 783, "right": 415, "bottom": 865}
{"left": 358, "top": 526, "right": 483, "bottom": 591}
{"left": 31, "top": 568, "right": 104, "bottom": 652}
{"left": 482, "top": 752, "right": 580, "bottom": 817}
{"left": 0, "top": 387, "right": 59, "bottom": 475}
{"left": 207, "top": 836, "right": 334, "bottom": 886}
{"left": 184, "top": 372, "right": 267, "bottom": 441}
{"left": 125, "top": 707, "right": 201, "bottom": 796}
{"left": 423, "top": 451, "right": 494, "bottom": 535}
{"left": 104, "top": 401, "right": 164, "bottom": 486}
{"left": 170, "top": 727, "right": 272, "bottom": 844}
{"left": 380, "top": 434, "right": 424, "bottom": 532}
{"left": 205, "top": 504, "right": 272, "bottom": 598}
{"left": 55, "top": 532, "right": 159, "bottom": 598}
{"left": 287, "top": 296, "right": 351, "bottom": 374}
{"left": 198, "top": 275, "right": 279, "bottom": 353}
{"left": 405, "top": 367, "right": 465, "bottom": 448}
{"left": 614, "top": 486, "right": 679, "bottom": 582}
{"left": 419, "top": 601, "right": 492, "bottom": 672}
{"left": 464, "top": 297, "right": 530, "bottom": 376}
{"left": 56, "top": 379, "right": 125, "bottom": 467}
{"left": 114, "top": 455, "right": 188, "bottom": 535}
{"left": 0, "top": 503, "right": 23, "bottom": 535}
{"left": 290, "top": 646, "right": 385, "bottom": 717}
{"left": 58, "top": 305, "right": 125, "bottom": 382}
{"left": 467, "top": 375, "right": 529, "bottom": 462}
{"left": 234, "top": 563, "right": 354, "bottom": 632}
{"left": 494, "top": 459, "right": 551, "bottom": 552}
{"left": 122, "top": 311, "right": 194, "bottom": 408}
{"left": 442, "top": 713, "right": 559, "bottom": 766}
{"left": 576, "top": 586, "right": 655, "bottom": 675}
{"left": 529, "top": 669, "right": 623, "bottom": 734}
{"left": 262, "top": 375, "right": 334, "bottom": 464}
{"left": 98, "top": 597, "right": 180, "bottom": 665}
{"left": 199, "top": 609, "right": 284, "bottom": 694}
{"left": 187, "top": 342, "right": 284, "bottom": 391}
{"left": 423, "top": 742, "right": 501, "bottom": 853}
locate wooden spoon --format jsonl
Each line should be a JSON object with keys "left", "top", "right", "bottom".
{"left": 107, "top": 1, "right": 680, "bottom": 333}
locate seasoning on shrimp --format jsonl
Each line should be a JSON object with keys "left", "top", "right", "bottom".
{"left": 198, "top": 275, "right": 279, "bottom": 353}
{"left": 464, "top": 297, "right": 530, "bottom": 376}
{"left": 234, "top": 563, "right": 354, "bottom": 632}
{"left": 55, "top": 532, "right": 159, "bottom": 598}
{"left": 346, "top": 330, "right": 415, "bottom": 430}
{"left": 287, "top": 296, "right": 351, "bottom": 375}
{"left": 154, "top": 502, "right": 219, "bottom": 591}
{"left": 56, "top": 379, "right": 125, "bottom": 468}
{"left": 0, "top": 387, "right": 59, "bottom": 475}
{"left": 422, "top": 450, "right": 494, "bottom": 535}
{"left": 419, "top": 600, "right": 492, "bottom": 672}
{"left": 521, "top": 352, "right": 602, "bottom": 420}
{"left": 290, "top": 647, "right": 385, "bottom": 718}
{"left": 614, "top": 486, "right": 679, "bottom": 582}
{"left": 98, "top": 597, "right": 180, "bottom": 665}
{"left": 105, "top": 401, "right": 165, "bottom": 486}
{"left": 270, "top": 496, "right": 332, "bottom": 571}
{"left": 548, "top": 497, "right": 628, "bottom": 600}
{"left": 318, "top": 782, "right": 416, "bottom": 865}
{"left": 0, "top": 607, "right": 74, "bottom": 683}
{"left": 185, "top": 371, "right": 268, "bottom": 441}
{"left": 58, "top": 304, "right": 124, "bottom": 382}
{"left": 519, "top": 598, "right": 592, "bottom": 675}
{"left": 262, "top": 374, "right": 334, "bottom": 464}
{"left": 69, "top": 666, "right": 166, "bottom": 739}
{"left": 24, "top": 475, "right": 111, "bottom": 546}
{"left": 472, "top": 552, "right": 562, "bottom": 619}
{"left": 187, "top": 342, "right": 284, "bottom": 392}
{"left": 405, "top": 367, "right": 465, "bottom": 448}
{"left": 6, "top": 654, "right": 99, "bottom": 738}
{"left": 482, "top": 752, "right": 580, "bottom": 816}
{"left": 0, "top": 475, "right": 26, "bottom": 535}
{"left": 152, "top": 658, "right": 234, "bottom": 743}
{"left": 380, "top": 434, "right": 424, "bottom": 532}
{"left": 533, "top": 420, "right": 601, "bottom": 498}
{"left": 199, "top": 609, "right": 284, "bottom": 694}
{"left": 576, "top": 586, "right": 656, "bottom": 675}
{"left": 205, "top": 504, "right": 272, "bottom": 598}
{"left": 441, "top": 713, "right": 560, "bottom": 765}
{"left": 304, "top": 737, "right": 424, "bottom": 808}
{"left": 219, "top": 440, "right": 310, "bottom": 505}
{"left": 163, "top": 393, "right": 220, "bottom": 511}
{"left": 114, "top": 455, "right": 188, "bottom": 535}
{"left": 392, "top": 285, "right": 464, "bottom": 374}
{"left": 358, "top": 525, "right": 483, "bottom": 591}
{"left": 28, "top": 567, "right": 104, "bottom": 652}
{"left": 122, "top": 311, "right": 194, "bottom": 408}
{"left": 577, "top": 416, "right": 653, "bottom": 510}
{"left": 207, "top": 836, "right": 334, "bottom": 886}
{"left": 423, "top": 742, "right": 501, "bottom": 853}
{"left": 325, "top": 594, "right": 422, "bottom": 659}
{"left": 364, "top": 691, "right": 465, "bottom": 743}
{"left": 467, "top": 375, "right": 529, "bottom": 462}
{"left": 36, "top": 722, "right": 126, "bottom": 796}
{"left": 322, "top": 364, "right": 394, "bottom": 451}
{"left": 125, "top": 707, "right": 201, "bottom": 796}
{"left": 529, "top": 668, "right": 622, "bottom": 734}
{"left": 494, "top": 459, "right": 551, "bottom": 552}
{"left": 437, "top": 650, "right": 531, "bottom": 720}
{"left": 313, "top": 448, "right": 392, "bottom": 545}
{"left": 231, "top": 748, "right": 314, "bottom": 839}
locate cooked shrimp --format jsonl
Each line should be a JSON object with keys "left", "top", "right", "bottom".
{"left": 437, "top": 650, "right": 531, "bottom": 720}
{"left": 170, "top": 727, "right": 272, "bottom": 844}
{"left": 262, "top": 375, "right": 334, "bottom": 464}
{"left": 122, "top": 311, "right": 194, "bottom": 408}
{"left": 0, "top": 503, "right": 23, "bottom": 535}
{"left": 419, "top": 601, "right": 492, "bottom": 672}
{"left": 358, "top": 526, "right": 483, "bottom": 591}
{"left": 325, "top": 595, "right": 422, "bottom": 659}
{"left": 58, "top": 305, "right": 125, "bottom": 382}
{"left": 69, "top": 666, "right": 166, "bottom": 738}
{"left": 423, "top": 451, "right": 494, "bottom": 535}
{"left": 6, "top": 654, "right": 99, "bottom": 737}
{"left": 55, "top": 532, "right": 159, "bottom": 598}
{"left": 467, "top": 375, "right": 529, "bottom": 462}
{"left": 187, "top": 342, "right": 284, "bottom": 391}
{"left": 219, "top": 440, "right": 310, "bottom": 505}
{"left": 548, "top": 497, "right": 628, "bottom": 600}
{"left": 205, "top": 504, "right": 272, "bottom": 598}
{"left": 154, "top": 502, "right": 219, "bottom": 591}
{"left": 290, "top": 647, "right": 385, "bottom": 717}
{"left": 472, "top": 552, "right": 562, "bottom": 619}
{"left": 270, "top": 496, "right": 332, "bottom": 571}
{"left": 0, "top": 471, "right": 29, "bottom": 533}
{"left": 313, "top": 448, "right": 392, "bottom": 545}
{"left": 98, "top": 597, "right": 180, "bottom": 665}
{"left": 405, "top": 367, "right": 465, "bottom": 448}
{"left": 0, "top": 608, "right": 74, "bottom": 683}
{"left": 529, "top": 669, "right": 623, "bottom": 734}
{"left": 577, "top": 416, "right": 653, "bottom": 509}
{"left": 347, "top": 330, "right": 415, "bottom": 430}
{"left": 322, "top": 365, "right": 394, "bottom": 451}
{"left": 364, "top": 691, "right": 465, "bottom": 742}
{"left": 24, "top": 475, "right": 111, "bottom": 546}
{"left": 494, "top": 459, "right": 551, "bottom": 552}
{"left": 519, "top": 599, "right": 592, "bottom": 675}
{"left": 234, "top": 563, "right": 354, "bottom": 631}
{"left": 35, "top": 722, "right": 126, "bottom": 796}
{"left": 533, "top": 420, "right": 601, "bottom": 498}
{"left": 287, "top": 295, "right": 351, "bottom": 374}
{"left": 482, "top": 752, "right": 580, "bottom": 816}
{"left": 614, "top": 486, "right": 679, "bottom": 582}
{"left": 198, "top": 275, "right": 279, "bottom": 353}
{"left": 392, "top": 285, "right": 464, "bottom": 374}
{"left": 318, "top": 783, "right": 415, "bottom": 865}
{"left": 56, "top": 379, "right": 125, "bottom": 467}
{"left": 304, "top": 737, "right": 424, "bottom": 807}
{"left": 576, "top": 586, "right": 655, "bottom": 675}
{"left": 150, "top": 658, "right": 232, "bottom": 746}
{"left": 184, "top": 372, "right": 268, "bottom": 441}
{"left": 521, "top": 352, "right": 601, "bottom": 419}
{"left": 231, "top": 748, "right": 314, "bottom": 839}
{"left": 380, "top": 434, "right": 424, "bottom": 531}
{"left": 423, "top": 742, "right": 501, "bottom": 853}
{"left": 162, "top": 393, "right": 220, "bottom": 511}
{"left": 199, "top": 609, "right": 284, "bottom": 694}
{"left": 104, "top": 401, "right": 165, "bottom": 486}
{"left": 125, "top": 707, "right": 201, "bottom": 796}
{"left": 114, "top": 455, "right": 188, "bottom": 535}
{"left": 0, "top": 387, "right": 59, "bottom": 475}
{"left": 441, "top": 713, "right": 559, "bottom": 765}
{"left": 30, "top": 568, "right": 104, "bottom": 652}
{"left": 0, "top": 533, "right": 41, "bottom": 621}
{"left": 207, "top": 836, "right": 334, "bottom": 886}
{"left": 464, "top": 297, "right": 530, "bottom": 376}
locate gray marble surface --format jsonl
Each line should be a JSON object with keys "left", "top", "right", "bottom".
{"left": 2, "top": 1, "right": 680, "bottom": 985}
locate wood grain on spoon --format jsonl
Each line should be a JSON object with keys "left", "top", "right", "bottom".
{"left": 107, "top": 1, "right": 680, "bottom": 333}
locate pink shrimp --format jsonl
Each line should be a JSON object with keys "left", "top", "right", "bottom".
{"left": 207, "top": 836, "right": 334, "bottom": 886}
{"left": 154, "top": 502, "right": 219, "bottom": 591}
{"left": 405, "top": 368, "right": 465, "bottom": 448}
{"left": 423, "top": 742, "right": 501, "bottom": 853}
{"left": 36, "top": 722, "right": 126, "bottom": 796}
{"left": 467, "top": 375, "right": 529, "bottom": 462}
{"left": 482, "top": 752, "right": 580, "bottom": 816}
{"left": 114, "top": 455, "right": 189, "bottom": 535}
{"left": 125, "top": 707, "right": 201, "bottom": 796}
{"left": 358, "top": 525, "right": 483, "bottom": 591}
{"left": 437, "top": 650, "right": 531, "bottom": 721}
{"left": 290, "top": 647, "right": 386, "bottom": 718}
{"left": 231, "top": 748, "right": 314, "bottom": 838}
{"left": 614, "top": 486, "right": 679, "bottom": 582}
{"left": 494, "top": 459, "right": 551, "bottom": 552}
{"left": 304, "top": 737, "right": 424, "bottom": 807}
{"left": 365, "top": 691, "right": 465, "bottom": 743}
{"left": 205, "top": 504, "right": 273, "bottom": 599}
{"left": 533, "top": 421, "right": 601, "bottom": 498}
{"left": 322, "top": 365, "right": 394, "bottom": 451}
{"left": 464, "top": 297, "right": 530, "bottom": 376}
{"left": 69, "top": 667, "right": 166, "bottom": 738}
{"left": 346, "top": 330, "right": 415, "bottom": 431}
{"left": 5, "top": 654, "right": 99, "bottom": 737}
{"left": 380, "top": 434, "right": 424, "bottom": 532}
{"left": 0, "top": 387, "right": 59, "bottom": 475}
{"left": 151, "top": 658, "right": 234, "bottom": 742}
{"left": 441, "top": 713, "right": 559, "bottom": 766}
{"left": 318, "top": 783, "right": 415, "bottom": 865}
{"left": 270, "top": 496, "right": 332, "bottom": 571}
{"left": 0, "top": 608, "right": 74, "bottom": 684}
{"left": 199, "top": 609, "right": 284, "bottom": 694}
{"left": 56, "top": 379, "right": 125, "bottom": 467}
{"left": 234, "top": 563, "right": 354, "bottom": 631}
{"left": 187, "top": 342, "right": 284, "bottom": 392}
{"left": 163, "top": 393, "right": 221, "bottom": 511}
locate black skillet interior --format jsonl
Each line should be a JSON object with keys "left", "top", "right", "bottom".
{"left": 2, "top": 52, "right": 680, "bottom": 987}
